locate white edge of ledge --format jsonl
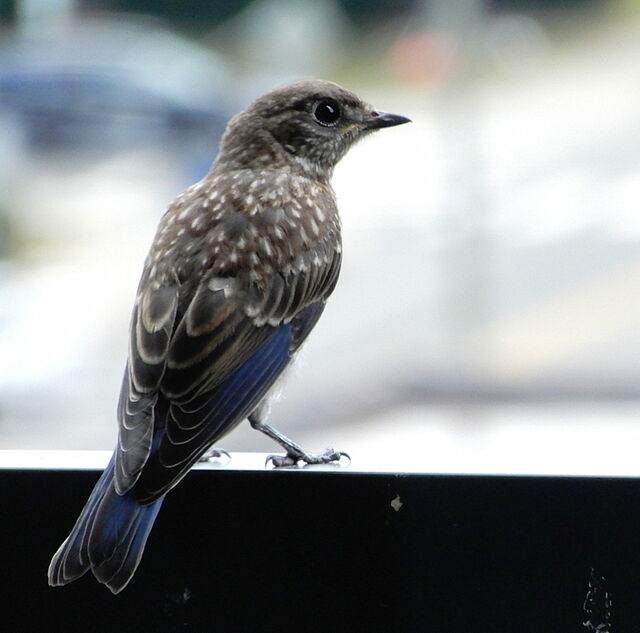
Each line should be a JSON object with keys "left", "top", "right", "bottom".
{"left": 1, "top": 450, "right": 640, "bottom": 478}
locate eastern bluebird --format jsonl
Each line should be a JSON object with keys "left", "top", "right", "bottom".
{"left": 48, "top": 79, "right": 410, "bottom": 593}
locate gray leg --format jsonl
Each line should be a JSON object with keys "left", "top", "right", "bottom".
{"left": 248, "top": 407, "right": 349, "bottom": 468}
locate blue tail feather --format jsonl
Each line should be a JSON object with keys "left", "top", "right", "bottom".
{"left": 48, "top": 454, "right": 163, "bottom": 594}
{"left": 92, "top": 493, "right": 163, "bottom": 591}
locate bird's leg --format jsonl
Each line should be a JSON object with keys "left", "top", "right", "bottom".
{"left": 198, "top": 447, "right": 231, "bottom": 464}
{"left": 248, "top": 412, "right": 349, "bottom": 468}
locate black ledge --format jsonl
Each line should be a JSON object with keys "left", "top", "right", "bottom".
{"left": 2, "top": 451, "right": 637, "bottom": 633}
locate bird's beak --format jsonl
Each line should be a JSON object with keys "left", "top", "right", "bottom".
{"left": 364, "top": 110, "right": 412, "bottom": 130}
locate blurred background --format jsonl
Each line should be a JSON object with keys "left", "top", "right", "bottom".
{"left": 1, "top": 0, "right": 640, "bottom": 475}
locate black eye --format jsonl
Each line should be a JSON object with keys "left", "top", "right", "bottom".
{"left": 312, "top": 99, "right": 341, "bottom": 126}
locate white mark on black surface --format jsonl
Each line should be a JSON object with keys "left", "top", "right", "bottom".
{"left": 583, "top": 568, "right": 612, "bottom": 632}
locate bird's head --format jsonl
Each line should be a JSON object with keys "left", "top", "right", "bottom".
{"left": 215, "top": 79, "right": 411, "bottom": 179}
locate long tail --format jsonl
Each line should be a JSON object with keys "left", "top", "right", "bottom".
{"left": 48, "top": 454, "right": 164, "bottom": 594}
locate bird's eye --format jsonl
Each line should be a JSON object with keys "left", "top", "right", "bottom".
{"left": 312, "top": 99, "right": 341, "bottom": 126}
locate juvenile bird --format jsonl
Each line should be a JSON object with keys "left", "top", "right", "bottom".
{"left": 48, "top": 79, "right": 410, "bottom": 593}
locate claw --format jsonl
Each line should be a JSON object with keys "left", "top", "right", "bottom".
{"left": 265, "top": 453, "right": 297, "bottom": 468}
{"left": 334, "top": 451, "right": 351, "bottom": 466}
{"left": 198, "top": 447, "right": 231, "bottom": 465}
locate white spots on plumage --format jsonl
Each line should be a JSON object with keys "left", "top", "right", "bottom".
{"left": 259, "top": 237, "right": 273, "bottom": 258}
{"left": 308, "top": 216, "right": 320, "bottom": 237}
{"left": 144, "top": 158, "right": 342, "bottom": 313}
{"left": 214, "top": 228, "right": 226, "bottom": 243}
{"left": 292, "top": 254, "right": 307, "bottom": 273}
{"left": 291, "top": 154, "right": 325, "bottom": 179}
{"left": 178, "top": 204, "right": 194, "bottom": 221}
{"left": 191, "top": 215, "right": 206, "bottom": 232}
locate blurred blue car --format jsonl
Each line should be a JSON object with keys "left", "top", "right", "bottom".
{"left": 0, "top": 17, "right": 238, "bottom": 178}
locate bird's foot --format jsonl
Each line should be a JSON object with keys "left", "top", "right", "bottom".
{"left": 248, "top": 415, "right": 349, "bottom": 468}
{"left": 266, "top": 448, "right": 350, "bottom": 469}
{"left": 198, "top": 447, "right": 231, "bottom": 465}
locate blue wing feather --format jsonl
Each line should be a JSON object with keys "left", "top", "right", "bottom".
{"left": 136, "top": 321, "right": 293, "bottom": 500}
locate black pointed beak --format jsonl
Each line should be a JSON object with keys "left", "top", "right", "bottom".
{"left": 365, "top": 110, "right": 412, "bottom": 130}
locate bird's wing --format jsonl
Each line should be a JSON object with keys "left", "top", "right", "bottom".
{"left": 116, "top": 238, "right": 341, "bottom": 501}
{"left": 114, "top": 282, "right": 178, "bottom": 494}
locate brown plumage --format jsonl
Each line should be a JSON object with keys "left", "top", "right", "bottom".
{"left": 49, "top": 79, "right": 410, "bottom": 593}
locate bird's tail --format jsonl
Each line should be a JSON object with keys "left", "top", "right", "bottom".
{"left": 48, "top": 454, "right": 164, "bottom": 594}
